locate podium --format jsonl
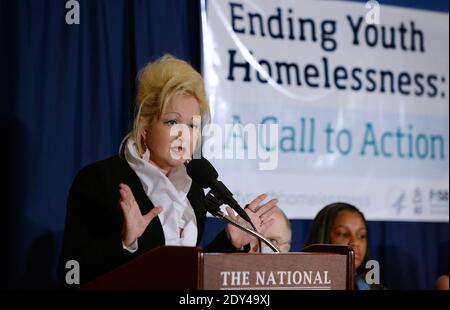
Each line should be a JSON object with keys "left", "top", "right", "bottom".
{"left": 83, "top": 245, "right": 355, "bottom": 290}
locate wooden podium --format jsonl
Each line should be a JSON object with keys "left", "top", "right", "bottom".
{"left": 83, "top": 245, "right": 354, "bottom": 290}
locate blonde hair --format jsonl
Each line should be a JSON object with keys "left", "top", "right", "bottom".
{"left": 129, "top": 54, "right": 209, "bottom": 154}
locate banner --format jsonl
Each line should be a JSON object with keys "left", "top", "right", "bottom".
{"left": 201, "top": 0, "right": 449, "bottom": 221}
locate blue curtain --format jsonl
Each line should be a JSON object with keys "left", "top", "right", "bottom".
{"left": 0, "top": 0, "right": 447, "bottom": 289}
{"left": 0, "top": 0, "right": 201, "bottom": 288}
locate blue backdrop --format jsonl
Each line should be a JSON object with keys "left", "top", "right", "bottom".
{"left": 0, "top": 0, "right": 447, "bottom": 289}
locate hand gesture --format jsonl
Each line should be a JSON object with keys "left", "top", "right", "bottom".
{"left": 225, "top": 193, "right": 278, "bottom": 249}
{"left": 119, "top": 183, "right": 162, "bottom": 247}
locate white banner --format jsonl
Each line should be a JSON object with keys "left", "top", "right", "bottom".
{"left": 201, "top": 0, "right": 449, "bottom": 222}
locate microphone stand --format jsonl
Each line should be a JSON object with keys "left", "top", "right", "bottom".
{"left": 205, "top": 190, "right": 280, "bottom": 253}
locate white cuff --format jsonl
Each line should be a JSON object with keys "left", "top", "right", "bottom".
{"left": 122, "top": 239, "right": 138, "bottom": 253}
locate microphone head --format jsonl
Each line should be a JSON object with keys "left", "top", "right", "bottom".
{"left": 186, "top": 157, "right": 219, "bottom": 188}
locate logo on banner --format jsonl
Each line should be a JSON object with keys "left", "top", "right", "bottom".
{"left": 387, "top": 188, "right": 406, "bottom": 216}
{"left": 429, "top": 189, "right": 449, "bottom": 215}
{"left": 413, "top": 187, "right": 424, "bottom": 215}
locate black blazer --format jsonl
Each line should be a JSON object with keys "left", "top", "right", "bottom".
{"left": 58, "top": 156, "right": 236, "bottom": 285}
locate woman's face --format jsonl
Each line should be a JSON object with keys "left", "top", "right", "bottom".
{"left": 143, "top": 94, "right": 201, "bottom": 174}
{"left": 330, "top": 210, "right": 368, "bottom": 270}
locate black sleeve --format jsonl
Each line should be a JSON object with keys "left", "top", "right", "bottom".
{"left": 204, "top": 229, "right": 236, "bottom": 253}
{"left": 204, "top": 229, "right": 251, "bottom": 253}
{"left": 58, "top": 167, "right": 136, "bottom": 286}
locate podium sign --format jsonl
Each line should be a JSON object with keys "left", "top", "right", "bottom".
{"left": 202, "top": 253, "right": 347, "bottom": 290}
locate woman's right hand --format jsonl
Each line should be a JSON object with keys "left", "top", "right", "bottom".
{"left": 119, "top": 183, "right": 162, "bottom": 247}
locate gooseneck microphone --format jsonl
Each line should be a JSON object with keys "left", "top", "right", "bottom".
{"left": 186, "top": 157, "right": 252, "bottom": 224}
{"left": 203, "top": 200, "right": 280, "bottom": 253}
{"left": 186, "top": 157, "right": 280, "bottom": 253}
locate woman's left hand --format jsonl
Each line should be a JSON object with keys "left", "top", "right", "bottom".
{"left": 225, "top": 193, "right": 279, "bottom": 249}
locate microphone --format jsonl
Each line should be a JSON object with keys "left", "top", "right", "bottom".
{"left": 203, "top": 197, "right": 280, "bottom": 253}
{"left": 186, "top": 157, "right": 252, "bottom": 224}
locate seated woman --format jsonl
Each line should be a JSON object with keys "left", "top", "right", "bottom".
{"left": 248, "top": 208, "right": 291, "bottom": 253}
{"left": 58, "top": 55, "right": 279, "bottom": 285}
{"left": 304, "top": 202, "right": 385, "bottom": 290}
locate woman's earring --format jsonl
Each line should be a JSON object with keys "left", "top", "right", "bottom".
{"left": 141, "top": 136, "right": 150, "bottom": 162}
{"left": 141, "top": 146, "right": 150, "bottom": 162}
